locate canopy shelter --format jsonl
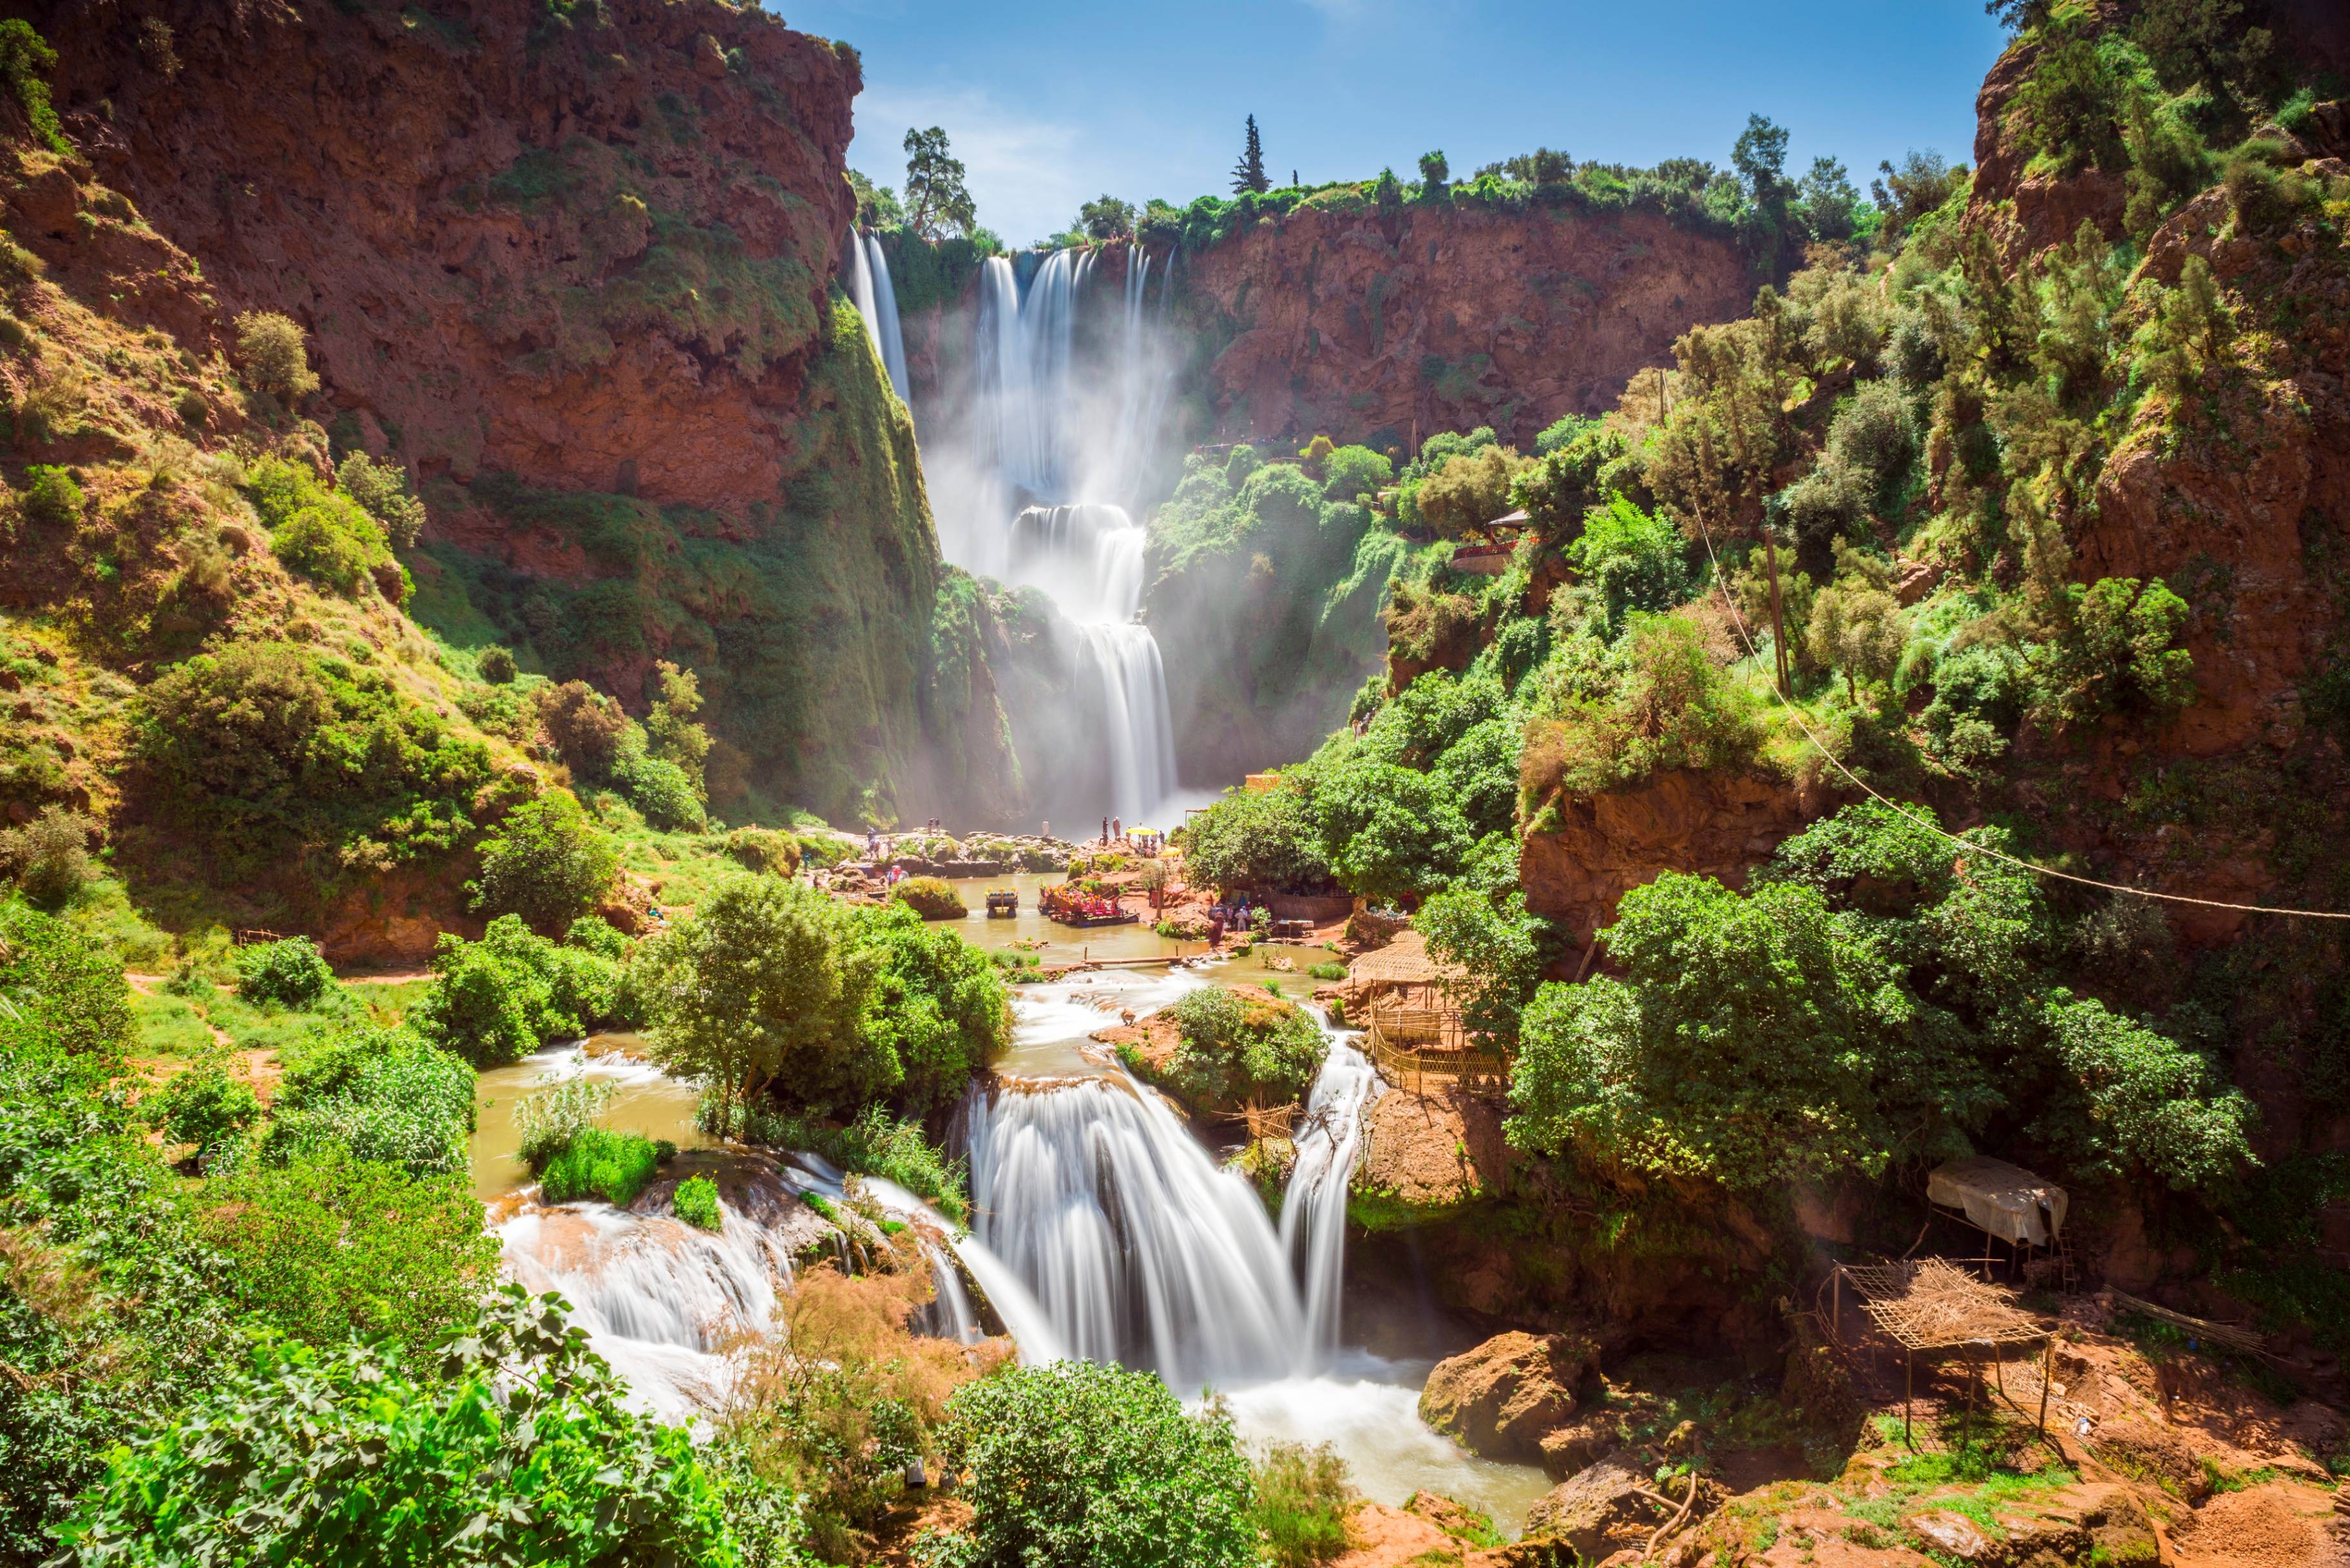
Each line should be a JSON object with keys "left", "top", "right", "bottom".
{"left": 1925, "top": 1156, "right": 2071, "bottom": 1286}
{"left": 1829, "top": 1258, "right": 2056, "bottom": 1446}
{"left": 1347, "top": 933, "right": 1506, "bottom": 1093}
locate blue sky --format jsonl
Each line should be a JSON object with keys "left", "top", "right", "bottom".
{"left": 772, "top": 1, "right": 2011, "bottom": 248}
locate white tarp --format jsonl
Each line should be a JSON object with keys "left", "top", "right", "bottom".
{"left": 1927, "top": 1156, "right": 2068, "bottom": 1247}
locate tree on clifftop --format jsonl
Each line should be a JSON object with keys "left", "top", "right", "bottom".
{"left": 903, "top": 126, "right": 977, "bottom": 239}
{"left": 1231, "top": 114, "right": 1269, "bottom": 195}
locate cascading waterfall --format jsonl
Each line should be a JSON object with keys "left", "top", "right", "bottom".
{"left": 843, "top": 230, "right": 910, "bottom": 402}
{"left": 957, "top": 1008, "right": 1379, "bottom": 1391}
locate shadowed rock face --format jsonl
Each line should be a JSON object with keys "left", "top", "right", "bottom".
{"left": 1419, "top": 1328, "right": 1601, "bottom": 1464}
{"left": 1181, "top": 204, "right": 1753, "bottom": 451}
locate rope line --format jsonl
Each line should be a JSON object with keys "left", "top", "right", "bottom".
{"left": 1679, "top": 513, "right": 2350, "bottom": 921}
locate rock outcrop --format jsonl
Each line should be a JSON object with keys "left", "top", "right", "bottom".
{"left": 1417, "top": 1329, "right": 1600, "bottom": 1463}
{"left": 1180, "top": 204, "right": 1752, "bottom": 451}
{"left": 1519, "top": 769, "right": 1836, "bottom": 945}
{"left": 33, "top": 1, "right": 1019, "bottom": 823}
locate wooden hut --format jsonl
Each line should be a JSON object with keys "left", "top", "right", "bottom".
{"left": 1346, "top": 932, "right": 1507, "bottom": 1093}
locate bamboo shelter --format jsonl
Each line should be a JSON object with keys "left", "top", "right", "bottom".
{"left": 1346, "top": 932, "right": 1507, "bottom": 1093}
{"left": 1829, "top": 1258, "right": 2055, "bottom": 1446}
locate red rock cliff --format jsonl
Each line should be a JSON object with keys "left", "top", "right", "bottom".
{"left": 1180, "top": 203, "right": 1753, "bottom": 450}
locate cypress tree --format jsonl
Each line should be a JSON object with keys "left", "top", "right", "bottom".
{"left": 1230, "top": 115, "right": 1269, "bottom": 195}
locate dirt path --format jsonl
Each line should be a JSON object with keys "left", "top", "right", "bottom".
{"left": 2168, "top": 1481, "right": 2344, "bottom": 1568}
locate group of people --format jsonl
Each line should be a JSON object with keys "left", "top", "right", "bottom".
{"left": 1203, "top": 900, "right": 1271, "bottom": 948}
{"left": 1092, "top": 817, "right": 1164, "bottom": 856}
{"left": 1040, "top": 886, "right": 1127, "bottom": 923}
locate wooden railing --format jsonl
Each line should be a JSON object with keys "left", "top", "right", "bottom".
{"left": 1221, "top": 1103, "right": 1299, "bottom": 1141}
{"left": 1363, "top": 1020, "right": 1510, "bottom": 1098}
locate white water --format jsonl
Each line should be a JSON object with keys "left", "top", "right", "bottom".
{"left": 844, "top": 229, "right": 909, "bottom": 403}
{"left": 1283, "top": 1040, "right": 1382, "bottom": 1359}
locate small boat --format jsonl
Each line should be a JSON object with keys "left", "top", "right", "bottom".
{"left": 1039, "top": 888, "right": 1140, "bottom": 928}
{"left": 985, "top": 890, "right": 1019, "bottom": 918}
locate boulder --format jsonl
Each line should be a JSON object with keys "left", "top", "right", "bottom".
{"left": 1419, "top": 1330, "right": 1600, "bottom": 1462}
{"left": 1522, "top": 1449, "right": 1658, "bottom": 1562}
{"left": 1538, "top": 1413, "right": 1618, "bottom": 1479}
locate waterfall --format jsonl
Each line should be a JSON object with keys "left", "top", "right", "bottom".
{"left": 845, "top": 228, "right": 881, "bottom": 366}
{"left": 957, "top": 1008, "right": 1379, "bottom": 1391}
{"left": 1281, "top": 1040, "right": 1382, "bottom": 1359}
{"left": 866, "top": 233, "right": 910, "bottom": 402}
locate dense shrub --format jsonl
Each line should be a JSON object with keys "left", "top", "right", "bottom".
{"left": 1162, "top": 984, "right": 1326, "bottom": 1107}
{"left": 1413, "top": 445, "right": 1524, "bottom": 538}
{"left": 673, "top": 1173, "right": 721, "bottom": 1230}
{"left": 538, "top": 1127, "right": 662, "bottom": 1207}
{"left": 262, "top": 1024, "right": 476, "bottom": 1178}
{"left": 1311, "top": 752, "right": 1473, "bottom": 905}
{"left": 197, "top": 1146, "right": 499, "bottom": 1358}
{"left": 472, "top": 791, "right": 619, "bottom": 933}
{"left": 245, "top": 456, "right": 395, "bottom": 598}
{"left": 725, "top": 826, "right": 803, "bottom": 876}
{"left": 1319, "top": 444, "right": 1391, "bottom": 503}
{"left": 842, "top": 899, "right": 1009, "bottom": 1118}
{"left": 134, "top": 640, "right": 492, "bottom": 875}
{"left": 21, "top": 463, "right": 82, "bottom": 527}
{"left": 892, "top": 874, "right": 966, "bottom": 919}
{"left": 612, "top": 734, "right": 707, "bottom": 830}
{"left": 0, "top": 897, "right": 129, "bottom": 1057}
{"left": 1520, "top": 615, "right": 1766, "bottom": 802}
{"left": 1571, "top": 497, "right": 1692, "bottom": 629}
{"left": 536, "top": 679, "right": 627, "bottom": 778}
{"left": 721, "top": 1102, "right": 971, "bottom": 1223}
{"left": 150, "top": 1056, "right": 262, "bottom": 1160}
{"left": 1416, "top": 887, "right": 1549, "bottom": 1043}
{"left": 0, "top": 802, "right": 92, "bottom": 906}
{"left": 477, "top": 644, "right": 518, "bottom": 684}
{"left": 1182, "top": 781, "right": 1333, "bottom": 895}
{"left": 935, "top": 1361, "right": 1256, "bottom": 1568}
{"left": 408, "top": 913, "right": 626, "bottom": 1066}
{"left": 334, "top": 450, "right": 426, "bottom": 548}
{"left": 0, "top": 20, "right": 68, "bottom": 156}
{"left": 55, "top": 1288, "right": 755, "bottom": 1568}
{"left": 234, "top": 935, "right": 334, "bottom": 1008}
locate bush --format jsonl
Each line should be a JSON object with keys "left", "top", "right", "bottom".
{"left": 21, "top": 463, "right": 82, "bottom": 527}
{"left": 151, "top": 1058, "right": 261, "bottom": 1159}
{"left": 1180, "top": 783, "right": 1333, "bottom": 895}
{"left": 472, "top": 792, "right": 619, "bottom": 934}
{"left": 513, "top": 1075, "right": 616, "bottom": 1169}
{"left": 1253, "top": 1442, "right": 1356, "bottom": 1568}
{"left": 0, "top": 897, "right": 130, "bottom": 1058}
{"left": 198, "top": 1146, "right": 499, "bottom": 1357}
{"left": 723, "top": 1102, "right": 971, "bottom": 1223}
{"left": 1311, "top": 752, "right": 1473, "bottom": 905}
{"left": 1163, "top": 985, "right": 1326, "bottom": 1108}
{"left": 54, "top": 1288, "right": 748, "bottom": 1567}
{"left": 1571, "top": 496, "right": 1692, "bottom": 628}
{"left": 476, "top": 644, "right": 517, "bottom": 684}
{"left": 611, "top": 736, "right": 706, "bottom": 831}
{"left": 539, "top": 1126, "right": 662, "bottom": 1207}
{"left": 1414, "top": 445, "right": 1524, "bottom": 538}
{"left": 334, "top": 450, "right": 426, "bottom": 548}
{"left": 0, "top": 20, "right": 68, "bottom": 157}
{"left": 0, "top": 803, "right": 93, "bottom": 906}
{"left": 673, "top": 1173, "right": 721, "bottom": 1230}
{"left": 1521, "top": 615, "right": 1765, "bottom": 801}
{"left": 1320, "top": 444, "right": 1391, "bottom": 503}
{"left": 233, "top": 309, "right": 320, "bottom": 401}
{"left": 262, "top": 1024, "right": 476, "bottom": 1178}
{"left": 892, "top": 875, "right": 966, "bottom": 920}
{"left": 725, "top": 826, "right": 802, "bottom": 877}
{"left": 838, "top": 899, "right": 1009, "bottom": 1120}
{"left": 535, "top": 680, "right": 627, "bottom": 779}
{"left": 935, "top": 1361, "right": 1256, "bottom": 1568}
{"left": 235, "top": 935, "right": 334, "bottom": 1009}
{"left": 409, "top": 914, "right": 626, "bottom": 1066}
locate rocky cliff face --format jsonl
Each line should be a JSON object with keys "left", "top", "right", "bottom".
{"left": 31, "top": 0, "right": 1017, "bottom": 825}
{"left": 1180, "top": 204, "right": 1753, "bottom": 451}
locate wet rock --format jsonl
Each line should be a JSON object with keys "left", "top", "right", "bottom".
{"left": 1419, "top": 1330, "right": 1601, "bottom": 1462}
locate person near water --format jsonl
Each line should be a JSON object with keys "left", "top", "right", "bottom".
{"left": 1101, "top": 817, "right": 1109, "bottom": 845}
{"left": 1112, "top": 816, "right": 1122, "bottom": 842}
{"left": 1207, "top": 911, "right": 1225, "bottom": 948}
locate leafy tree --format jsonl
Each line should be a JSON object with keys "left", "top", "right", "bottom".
{"left": 55, "top": 1288, "right": 756, "bottom": 1567}
{"left": 1078, "top": 194, "right": 1136, "bottom": 240}
{"left": 2025, "top": 576, "right": 2195, "bottom": 729}
{"left": 336, "top": 450, "right": 426, "bottom": 548}
{"left": 1571, "top": 496, "right": 1692, "bottom": 627}
{"left": 1312, "top": 754, "right": 1471, "bottom": 906}
{"left": 1730, "top": 113, "right": 1790, "bottom": 206}
{"left": 472, "top": 791, "right": 618, "bottom": 934}
{"left": 1417, "top": 887, "right": 1549, "bottom": 1044}
{"left": 537, "top": 679, "right": 627, "bottom": 779}
{"left": 1162, "top": 985, "right": 1325, "bottom": 1108}
{"left": 848, "top": 166, "right": 904, "bottom": 229}
{"left": 0, "top": 19, "right": 68, "bottom": 155}
{"left": 1231, "top": 113, "right": 1270, "bottom": 195}
{"left": 409, "top": 914, "right": 624, "bottom": 1066}
{"left": 1182, "top": 782, "right": 1333, "bottom": 895}
{"left": 1806, "top": 549, "right": 1909, "bottom": 702}
{"left": 635, "top": 875, "right": 875, "bottom": 1123}
{"left": 245, "top": 456, "right": 396, "bottom": 598}
{"left": 1872, "top": 149, "right": 1963, "bottom": 234}
{"left": 1414, "top": 445, "right": 1523, "bottom": 538}
{"left": 151, "top": 1056, "right": 262, "bottom": 1161}
{"left": 198, "top": 1146, "right": 500, "bottom": 1357}
{"left": 1320, "top": 443, "right": 1391, "bottom": 504}
{"left": 2007, "top": 991, "right": 2253, "bottom": 1195}
{"left": 0, "top": 898, "right": 129, "bottom": 1058}
{"left": 837, "top": 899, "right": 1009, "bottom": 1120}
{"left": 903, "top": 126, "right": 977, "bottom": 239}
{"left": 1417, "top": 149, "right": 1449, "bottom": 193}
{"left": 1796, "top": 155, "right": 1862, "bottom": 241}
{"left": 233, "top": 310, "right": 320, "bottom": 401}
{"left": 477, "top": 644, "right": 518, "bottom": 684}
{"left": 1507, "top": 872, "right": 1970, "bottom": 1188}
{"left": 937, "top": 1360, "right": 1256, "bottom": 1568}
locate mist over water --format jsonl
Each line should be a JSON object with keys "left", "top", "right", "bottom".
{"left": 857, "top": 242, "right": 1187, "bottom": 828}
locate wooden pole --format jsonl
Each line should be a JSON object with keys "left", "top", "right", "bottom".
{"left": 1763, "top": 527, "right": 1791, "bottom": 698}
{"left": 1904, "top": 1350, "right": 1914, "bottom": 1448}
{"left": 2036, "top": 1337, "right": 2053, "bottom": 1437}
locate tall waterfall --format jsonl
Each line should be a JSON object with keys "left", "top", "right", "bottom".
{"left": 844, "top": 229, "right": 909, "bottom": 403}
{"left": 962, "top": 249, "right": 1179, "bottom": 826}
{"left": 957, "top": 1013, "right": 1379, "bottom": 1391}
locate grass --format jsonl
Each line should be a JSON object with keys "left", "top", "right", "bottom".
{"left": 1252, "top": 1442, "right": 1355, "bottom": 1568}
{"left": 731, "top": 1102, "right": 970, "bottom": 1225}
{"left": 539, "top": 1126, "right": 661, "bottom": 1206}
{"left": 129, "top": 988, "right": 216, "bottom": 1058}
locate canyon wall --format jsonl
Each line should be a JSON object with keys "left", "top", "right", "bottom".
{"left": 1179, "top": 204, "right": 1753, "bottom": 452}
{"left": 30, "top": 0, "right": 1017, "bottom": 825}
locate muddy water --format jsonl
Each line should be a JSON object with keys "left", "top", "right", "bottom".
{"left": 470, "top": 1037, "right": 711, "bottom": 1200}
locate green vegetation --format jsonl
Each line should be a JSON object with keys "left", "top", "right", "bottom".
{"left": 638, "top": 875, "right": 1008, "bottom": 1127}
{"left": 1251, "top": 1442, "right": 1356, "bottom": 1567}
{"left": 539, "top": 1126, "right": 664, "bottom": 1206}
{"left": 472, "top": 791, "right": 621, "bottom": 933}
{"left": 234, "top": 934, "right": 333, "bottom": 1008}
{"left": 57, "top": 1288, "right": 765, "bottom": 1567}
{"left": 933, "top": 1361, "right": 1257, "bottom": 1568}
{"left": 674, "top": 1172, "right": 722, "bottom": 1230}
{"left": 0, "top": 20, "right": 68, "bottom": 155}
{"left": 1160, "top": 985, "right": 1326, "bottom": 1109}
{"left": 407, "top": 913, "right": 631, "bottom": 1066}
{"left": 893, "top": 874, "right": 967, "bottom": 919}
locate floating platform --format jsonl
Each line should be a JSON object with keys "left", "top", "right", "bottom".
{"left": 984, "top": 891, "right": 1019, "bottom": 917}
